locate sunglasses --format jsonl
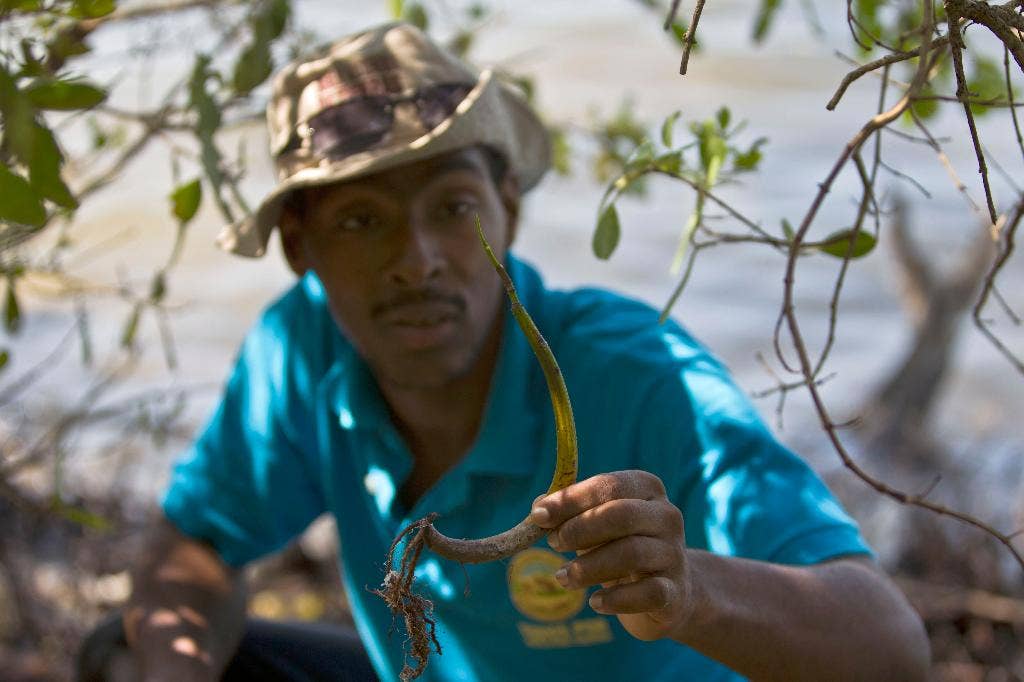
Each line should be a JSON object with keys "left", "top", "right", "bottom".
{"left": 293, "top": 82, "right": 475, "bottom": 161}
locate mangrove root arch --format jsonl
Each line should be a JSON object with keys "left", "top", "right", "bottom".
{"left": 372, "top": 217, "right": 579, "bottom": 681}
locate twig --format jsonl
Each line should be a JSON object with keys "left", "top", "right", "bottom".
{"left": 1007, "top": 45, "right": 1024, "bottom": 165}
{"left": 991, "top": 286, "right": 1021, "bottom": 324}
{"left": 909, "top": 110, "right": 981, "bottom": 212}
{"left": 677, "top": 0, "right": 705, "bottom": 75}
{"left": 828, "top": 36, "right": 951, "bottom": 111}
{"left": 945, "top": 2, "right": 999, "bottom": 224}
{"left": 879, "top": 160, "right": 933, "bottom": 198}
{"left": 972, "top": 198, "right": 1024, "bottom": 374}
{"left": 663, "top": 0, "right": 683, "bottom": 29}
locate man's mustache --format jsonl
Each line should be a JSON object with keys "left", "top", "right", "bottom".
{"left": 372, "top": 290, "right": 467, "bottom": 318}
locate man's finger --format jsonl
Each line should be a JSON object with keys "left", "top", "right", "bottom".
{"left": 547, "top": 498, "right": 682, "bottom": 552}
{"left": 588, "top": 575, "right": 678, "bottom": 617}
{"left": 554, "top": 535, "right": 677, "bottom": 589}
{"left": 530, "top": 470, "right": 666, "bottom": 528}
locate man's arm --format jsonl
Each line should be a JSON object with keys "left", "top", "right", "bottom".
{"left": 122, "top": 517, "right": 247, "bottom": 682}
{"left": 530, "top": 470, "right": 930, "bottom": 681}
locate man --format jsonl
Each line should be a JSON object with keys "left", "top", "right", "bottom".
{"left": 78, "top": 21, "right": 929, "bottom": 681}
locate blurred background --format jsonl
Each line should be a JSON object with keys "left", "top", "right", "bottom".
{"left": 2, "top": 0, "right": 1022, "bottom": 679}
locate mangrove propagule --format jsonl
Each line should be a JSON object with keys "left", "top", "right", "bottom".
{"left": 372, "top": 216, "right": 579, "bottom": 681}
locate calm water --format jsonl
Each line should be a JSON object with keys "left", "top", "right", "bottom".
{"left": 7, "top": 1, "right": 1023, "bottom": 562}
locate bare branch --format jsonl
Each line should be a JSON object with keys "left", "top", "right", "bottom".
{"left": 1007, "top": 45, "right": 1024, "bottom": 165}
{"left": 828, "top": 36, "right": 951, "bottom": 111}
{"left": 945, "top": 2, "right": 999, "bottom": 224}
{"left": 677, "top": 0, "right": 705, "bottom": 75}
{"left": 973, "top": 198, "right": 1024, "bottom": 373}
{"left": 909, "top": 110, "right": 982, "bottom": 212}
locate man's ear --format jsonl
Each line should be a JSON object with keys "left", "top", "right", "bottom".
{"left": 278, "top": 199, "right": 309, "bottom": 277}
{"left": 498, "top": 172, "right": 521, "bottom": 248}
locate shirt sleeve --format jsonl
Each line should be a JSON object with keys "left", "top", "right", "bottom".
{"left": 161, "top": 302, "right": 328, "bottom": 567}
{"left": 638, "top": 326, "right": 872, "bottom": 566}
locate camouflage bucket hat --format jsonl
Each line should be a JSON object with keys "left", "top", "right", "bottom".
{"left": 218, "top": 21, "right": 552, "bottom": 258}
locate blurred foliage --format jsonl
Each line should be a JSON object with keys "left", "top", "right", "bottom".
{"left": 592, "top": 105, "right": 767, "bottom": 272}
{"left": 0, "top": 0, "right": 1021, "bottom": 511}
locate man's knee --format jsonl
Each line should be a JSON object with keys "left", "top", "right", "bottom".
{"left": 76, "top": 612, "right": 139, "bottom": 682}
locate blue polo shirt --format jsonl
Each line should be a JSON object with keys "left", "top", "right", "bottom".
{"left": 162, "top": 255, "right": 870, "bottom": 681}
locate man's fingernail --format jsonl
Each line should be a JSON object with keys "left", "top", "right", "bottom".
{"left": 554, "top": 567, "right": 569, "bottom": 587}
{"left": 530, "top": 506, "right": 550, "bottom": 525}
{"left": 589, "top": 593, "right": 604, "bottom": 611}
{"left": 547, "top": 532, "right": 562, "bottom": 551}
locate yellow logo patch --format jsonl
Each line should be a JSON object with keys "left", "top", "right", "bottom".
{"left": 507, "top": 547, "right": 586, "bottom": 622}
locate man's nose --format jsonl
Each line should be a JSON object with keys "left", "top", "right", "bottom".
{"left": 385, "top": 220, "right": 445, "bottom": 286}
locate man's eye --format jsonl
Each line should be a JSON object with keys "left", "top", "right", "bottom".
{"left": 444, "top": 200, "right": 474, "bottom": 217}
{"left": 337, "top": 213, "right": 379, "bottom": 231}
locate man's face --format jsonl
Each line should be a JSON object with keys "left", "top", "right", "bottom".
{"left": 282, "top": 147, "right": 519, "bottom": 390}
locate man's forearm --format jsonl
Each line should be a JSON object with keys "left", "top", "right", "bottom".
{"left": 675, "top": 552, "right": 930, "bottom": 681}
{"left": 124, "top": 520, "right": 247, "bottom": 682}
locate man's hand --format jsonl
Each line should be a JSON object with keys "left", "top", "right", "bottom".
{"left": 529, "top": 470, "right": 698, "bottom": 641}
{"left": 530, "top": 470, "right": 930, "bottom": 681}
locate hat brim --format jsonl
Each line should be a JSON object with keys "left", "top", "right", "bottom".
{"left": 218, "top": 70, "right": 551, "bottom": 258}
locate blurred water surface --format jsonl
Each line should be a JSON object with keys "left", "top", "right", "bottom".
{"left": 10, "top": 1, "right": 1024, "bottom": 531}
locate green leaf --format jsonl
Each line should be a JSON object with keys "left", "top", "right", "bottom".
{"left": 232, "top": 39, "right": 273, "bottom": 94}
{"left": 27, "top": 123, "right": 78, "bottom": 209}
{"left": 550, "top": 127, "right": 571, "bottom": 176}
{"left": 661, "top": 110, "right": 682, "bottom": 147}
{"left": 256, "top": 0, "right": 290, "bottom": 40}
{"left": 467, "top": 3, "right": 486, "bottom": 20}
{"left": 654, "top": 151, "right": 682, "bottom": 175}
{"left": 69, "top": 0, "right": 116, "bottom": 19}
{"left": 733, "top": 136, "right": 768, "bottom": 171}
{"left": 853, "top": 0, "right": 884, "bottom": 51}
{"left": 696, "top": 121, "right": 727, "bottom": 186}
{"left": 46, "top": 27, "right": 92, "bottom": 64}
{"left": 715, "top": 106, "right": 731, "bottom": 131}
{"left": 816, "top": 228, "right": 877, "bottom": 259}
{"left": 449, "top": 31, "right": 473, "bottom": 58}
{"left": 403, "top": 3, "right": 428, "bottom": 31}
{"left": 169, "top": 178, "right": 202, "bottom": 224}
{"left": 909, "top": 84, "right": 939, "bottom": 121}
{"left": 593, "top": 203, "right": 621, "bottom": 260}
{"left": 0, "top": 348, "right": 9, "bottom": 372}
{"left": 24, "top": 78, "right": 107, "bottom": 110}
{"left": 4, "top": 278, "right": 21, "bottom": 334}
{"left": 50, "top": 497, "right": 112, "bottom": 530}
{"left": 0, "top": 0, "right": 41, "bottom": 11}
{"left": 967, "top": 56, "right": 1005, "bottom": 116}
{"left": 389, "top": 0, "right": 404, "bottom": 19}
{"left": 752, "top": 0, "right": 782, "bottom": 43}
{"left": 0, "top": 165, "right": 47, "bottom": 227}
{"left": 0, "top": 65, "right": 38, "bottom": 167}
{"left": 781, "top": 218, "right": 795, "bottom": 241}
{"left": 669, "top": 21, "right": 688, "bottom": 46}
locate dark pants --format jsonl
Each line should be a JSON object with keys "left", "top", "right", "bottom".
{"left": 76, "top": 612, "right": 379, "bottom": 682}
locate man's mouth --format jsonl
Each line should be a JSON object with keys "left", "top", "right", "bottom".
{"left": 373, "top": 295, "right": 466, "bottom": 349}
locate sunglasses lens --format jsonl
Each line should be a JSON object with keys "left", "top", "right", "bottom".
{"left": 308, "top": 96, "right": 392, "bottom": 159}
{"left": 415, "top": 84, "right": 473, "bottom": 130}
{"left": 301, "top": 83, "right": 474, "bottom": 161}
